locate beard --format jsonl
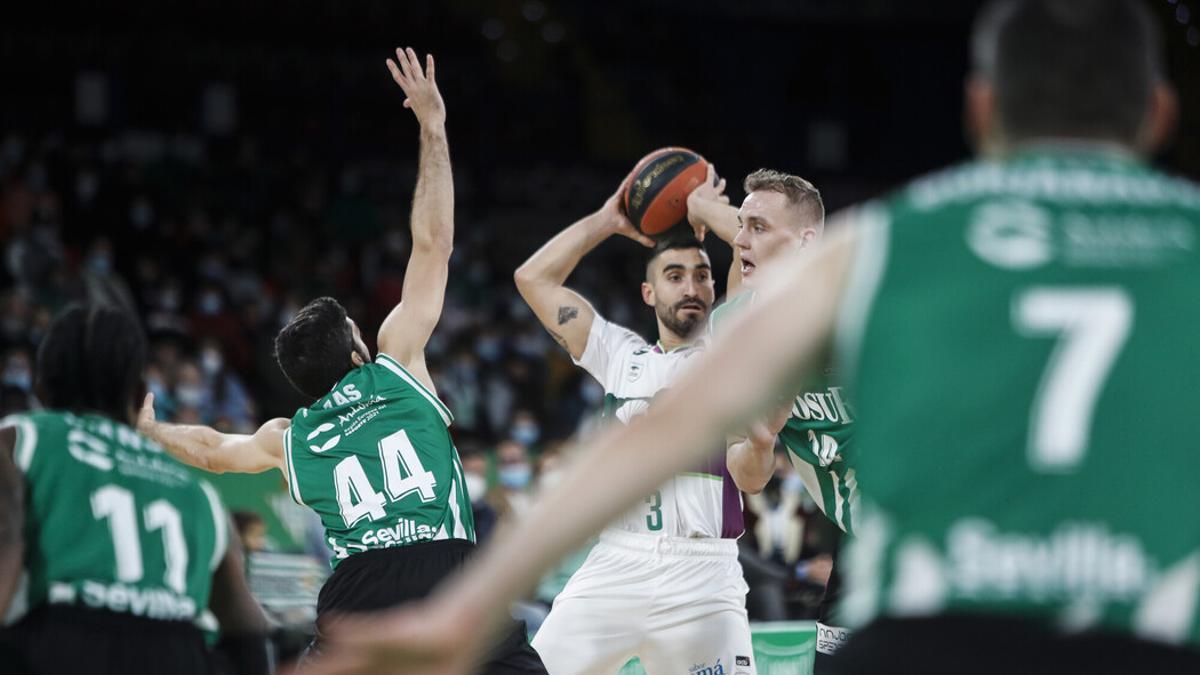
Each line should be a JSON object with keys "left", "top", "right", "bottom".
{"left": 656, "top": 296, "right": 709, "bottom": 339}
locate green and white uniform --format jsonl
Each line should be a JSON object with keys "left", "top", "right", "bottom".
{"left": 837, "top": 146, "right": 1200, "bottom": 648}
{"left": 710, "top": 292, "right": 859, "bottom": 533}
{"left": 3, "top": 411, "right": 226, "bottom": 624}
{"left": 283, "top": 353, "right": 473, "bottom": 568}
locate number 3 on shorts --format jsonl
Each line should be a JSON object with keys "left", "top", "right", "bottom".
{"left": 645, "top": 490, "right": 663, "bottom": 531}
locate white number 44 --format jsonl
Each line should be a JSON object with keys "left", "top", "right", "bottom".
{"left": 1013, "top": 287, "right": 1132, "bottom": 472}
{"left": 334, "top": 429, "right": 437, "bottom": 528}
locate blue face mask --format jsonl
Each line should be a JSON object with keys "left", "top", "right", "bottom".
{"left": 498, "top": 464, "right": 532, "bottom": 490}
{"left": 510, "top": 423, "right": 540, "bottom": 447}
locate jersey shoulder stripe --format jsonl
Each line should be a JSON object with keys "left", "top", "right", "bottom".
{"left": 282, "top": 426, "right": 305, "bottom": 506}
{"left": 374, "top": 353, "right": 453, "bottom": 426}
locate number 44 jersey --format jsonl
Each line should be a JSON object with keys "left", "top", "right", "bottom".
{"left": 284, "top": 353, "right": 474, "bottom": 567}
{"left": 839, "top": 147, "right": 1200, "bottom": 645}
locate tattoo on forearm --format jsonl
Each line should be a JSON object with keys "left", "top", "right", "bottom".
{"left": 557, "top": 306, "right": 579, "bottom": 326}
{"left": 547, "top": 329, "right": 569, "bottom": 350}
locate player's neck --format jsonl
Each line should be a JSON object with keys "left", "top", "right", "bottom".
{"left": 654, "top": 331, "right": 693, "bottom": 353}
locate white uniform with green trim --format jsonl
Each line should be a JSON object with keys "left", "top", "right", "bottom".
{"left": 532, "top": 317, "right": 755, "bottom": 675}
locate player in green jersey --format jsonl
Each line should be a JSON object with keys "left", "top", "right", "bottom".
{"left": 136, "top": 49, "right": 545, "bottom": 673}
{"left": 0, "top": 305, "right": 271, "bottom": 675}
{"left": 695, "top": 169, "right": 860, "bottom": 665}
{"left": 298, "top": 3, "right": 1200, "bottom": 675}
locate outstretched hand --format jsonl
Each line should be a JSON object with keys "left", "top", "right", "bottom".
{"left": 386, "top": 47, "right": 446, "bottom": 129}
{"left": 136, "top": 392, "right": 157, "bottom": 433}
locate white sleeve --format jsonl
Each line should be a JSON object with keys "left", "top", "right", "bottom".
{"left": 572, "top": 316, "right": 648, "bottom": 390}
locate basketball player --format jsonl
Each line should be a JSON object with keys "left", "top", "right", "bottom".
{"left": 304, "top": 2, "right": 1200, "bottom": 674}
{"left": 692, "top": 170, "right": 858, "bottom": 665}
{"left": 0, "top": 305, "right": 272, "bottom": 675}
{"left": 136, "top": 49, "right": 545, "bottom": 673}
{"left": 512, "top": 171, "right": 754, "bottom": 674}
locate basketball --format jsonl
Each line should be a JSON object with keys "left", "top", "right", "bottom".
{"left": 622, "top": 147, "right": 708, "bottom": 235}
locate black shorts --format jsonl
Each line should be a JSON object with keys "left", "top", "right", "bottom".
{"left": 824, "top": 614, "right": 1200, "bottom": 675}
{"left": 0, "top": 605, "right": 209, "bottom": 675}
{"left": 309, "top": 540, "right": 546, "bottom": 675}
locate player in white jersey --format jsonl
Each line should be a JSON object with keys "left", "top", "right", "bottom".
{"left": 513, "top": 176, "right": 754, "bottom": 674}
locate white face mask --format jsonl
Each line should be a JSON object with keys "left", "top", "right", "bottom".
{"left": 464, "top": 473, "right": 487, "bottom": 502}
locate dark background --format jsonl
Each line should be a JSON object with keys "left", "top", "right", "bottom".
{"left": 0, "top": 0, "right": 1197, "bottom": 430}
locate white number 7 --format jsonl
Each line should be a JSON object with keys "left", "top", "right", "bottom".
{"left": 1013, "top": 287, "right": 1132, "bottom": 472}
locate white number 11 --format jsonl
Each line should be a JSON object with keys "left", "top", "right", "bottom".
{"left": 1013, "top": 287, "right": 1132, "bottom": 472}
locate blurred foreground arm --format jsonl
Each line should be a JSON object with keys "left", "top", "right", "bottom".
{"left": 301, "top": 221, "right": 865, "bottom": 675}
{"left": 376, "top": 48, "right": 453, "bottom": 390}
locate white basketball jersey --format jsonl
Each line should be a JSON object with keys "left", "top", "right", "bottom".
{"left": 574, "top": 317, "right": 743, "bottom": 539}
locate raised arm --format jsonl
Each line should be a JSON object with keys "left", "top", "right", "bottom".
{"left": 376, "top": 48, "right": 454, "bottom": 378}
{"left": 686, "top": 163, "right": 744, "bottom": 295}
{"left": 137, "top": 393, "right": 286, "bottom": 475}
{"left": 513, "top": 182, "right": 653, "bottom": 361}
{"left": 302, "top": 215, "right": 867, "bottom": 675}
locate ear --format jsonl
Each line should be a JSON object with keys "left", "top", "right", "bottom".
{"left": 350, "top": 350, "right": 366, "bottom": 368}
{"left": 965, "top": 75, "right": 997, "bottom": 155}
{"left": 799, "top": 228, "right": 819, "bottom": 248}
{"left": 1138, "top": 81, "right": 1178, "bottom": 156}
{"left": 641, "top": 281, "right": 655, "bottom": 307}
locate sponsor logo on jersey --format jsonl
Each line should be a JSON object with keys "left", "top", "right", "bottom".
{"left": 734, "top": 656, "right": 751, "bottom": 667}
{"left": 967, "top": 200, "right": 1054, "bottom": 269}
{"left": 689, "top": 660, "right": 724, "bottom": 675}
{"left": 627, "top": 361, "right": 644, "bottom": 383}
{"left": 358, "top": 517, "right": 437, "bottom": 549}
{"left": 816, "top": 623, "right": 850, "bottom": 656}
{"left": 968, "top": 200, "right": 1193, "bottom": 270}
{"left": 307, "top": 423, "right": 342, "bottom": 453}
{"left": 943, "top": 518, "right": 1155, "bottom": 604}
{"left": 50, "top": 580, "right": 197, "bottom": 621}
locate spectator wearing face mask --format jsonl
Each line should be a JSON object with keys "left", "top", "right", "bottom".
{"left": 495, "top": 439, "right": 534, "bottom": 520}
{"left": 460, "top": 444, "right": 499, "bottom": 545}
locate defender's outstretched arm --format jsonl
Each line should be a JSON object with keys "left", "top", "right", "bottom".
{"left": 137, "top": 393, "right": 287, "bottom": 475}
{"left": 376, "top": 48, "right": 454, "bottom": 391}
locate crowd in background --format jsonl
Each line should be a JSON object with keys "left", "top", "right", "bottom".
{"left": 0, "top": 130, "right": 837, "bottom": 622}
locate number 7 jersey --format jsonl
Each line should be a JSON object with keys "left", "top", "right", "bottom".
{"left": 838, "top": 147, "right": 1200, "bottom": 645}
{"left": 284, "top": 353, "right": 474, "bottom": 567}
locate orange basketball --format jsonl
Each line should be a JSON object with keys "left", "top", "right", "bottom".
{"left": 622, "top": 147, "right": 707, "bottom": 236}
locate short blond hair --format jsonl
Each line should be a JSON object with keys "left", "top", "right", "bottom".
{"left": 743, "top": 169, "right": 824, "bottom": 231}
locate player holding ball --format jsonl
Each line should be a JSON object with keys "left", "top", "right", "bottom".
{"left": 513, "top": 149, "right": 752, "bottom": 674}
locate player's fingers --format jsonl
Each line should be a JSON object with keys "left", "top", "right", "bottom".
{"left": 635, "top": 232, "right": 656, "bottom": 247}
{"left": 143, "top": 392, "right": 155, "bottom": 409}
{"left": 403, "top": 99, "right": 412, "bottom": 109}
{"left": 407, "top": 47, "right": 423, "bottom": 79}
{"left": 396, "top": 47, "right": 414, "bottom": 79}
{"left": 426, "top": 54, "right": 435, "bottom": 82}
{"left": 716, "top": 177, "right": 727, "bottom": 194}
{"left": 706, "top": 162, "right": 717, "bottom": 185}
{"left": 386, "top": 59, "right": 406, "bottom": 86}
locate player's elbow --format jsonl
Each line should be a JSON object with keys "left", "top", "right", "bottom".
{"left": 414, "top": 228, "right": 454, "bottom": 257}
{"left": 513, "top": 263, "right": 539, "bottom": 294}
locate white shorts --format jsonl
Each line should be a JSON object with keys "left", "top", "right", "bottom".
{"left": 532, "top": 530, "right": 756, "bottom": 675}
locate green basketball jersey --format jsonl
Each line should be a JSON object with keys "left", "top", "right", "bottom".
{"left": 5, "top": 411, "right": 226, "bottom": 623}
{"left": 837, "top": 146, "right": 1200, "bottom": 647}
{"left": 710, "top": 292, "right": 858, "bottom": 533}
{"left": 284, "top": 353, "right": 474, "bottom": 568}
